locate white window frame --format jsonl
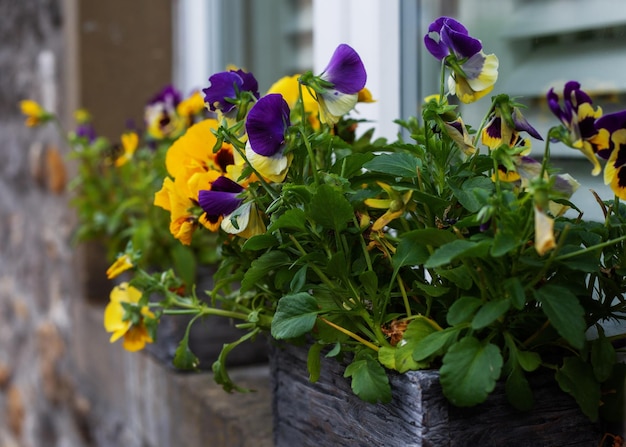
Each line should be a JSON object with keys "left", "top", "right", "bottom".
{"left": 312, "top": 0, "right": 402, "bottom": 140}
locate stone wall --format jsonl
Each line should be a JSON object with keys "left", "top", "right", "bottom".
{"left": 0, "top": 0, "right": 90, "bottom": 445}
{"left": 0, "top": 1, "right": 273, "bottom": 446}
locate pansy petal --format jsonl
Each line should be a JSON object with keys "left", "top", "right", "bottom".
{"left": 245, "top": 144, "right": 292, "bottom": 183}
{"left": 211, "top": 175, "right": 245, "bottom": 193}
{"left": 534, "top": 206, "right": 556, "bottom": 256}
{"left": 441, "top": 23, "right": 482, "bottom": 59}
{"left": 464, "top": 53, "right": 499, "bottom": 90}
{"left": 202, "top": 71, "right": 243, "bottom": 113}
{"left": 236, "top": 69, "right": 260, "bottom": 99}
{"left": 512, "top": 108, "right": 542, "bottom": 141}
{"left": 246, "top": 94, "right": 290, "bottom": 157}
{"left": 444, "top": 118, "right": 475, "bottom": 154}
{"left": 321, "top": 44, "right": 367, "bottom": 94}
{"left": 424, "top": 17, "right": 449, "bottom": 60}
{"left": 198, "top": 189, "right": 242, "bottom": 217}
{"left": 605, "top": 129, "right": 626, "bottom": 199}
{"left": 318, "top": 92, "right": 358, "bottom": 125}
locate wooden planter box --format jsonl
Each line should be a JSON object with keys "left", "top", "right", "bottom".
{"left": 270, "top": 342, "right": 603, "bottom": 447}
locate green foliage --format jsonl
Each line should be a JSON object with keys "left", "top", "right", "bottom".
{"left": 45, "top": 45, "right": 626, "bottom": 422}
{"left": 344, "top": 350, "right": 392, "bottom": 404}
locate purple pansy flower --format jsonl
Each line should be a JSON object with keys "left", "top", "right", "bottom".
{"left": 198, "top": 176, "right": 266, "bottom": 238}
{"left": 245, "top": 94, "right": 293, "bottom": 182}
{"left": 202, "top": 69, "right": 259, "bottom": 115}
{"left": 300, "top": 44, "right": 367, "bottom": 126}
{"left": 198, "top": 176, "right": 244, "bottom": 223}
{"left": 424, "top": 17, "right": 482, "bottom": 61}
{"left": 246, "top": 94, "right": 290, "bottom": 156}
{"left": 320, "top": 44, "right": 367, "bottom": 96}
{"left": 148, "top": 84, "right": 182, "bottom": 107}
{"left": 546, "top": 81, "right": 604, "bottom": 175}
{"left": 75, "top": 123, "right": 97, "bottom": 143}
{"left": 317, "top": 44, "right": 367, "bottom": 125}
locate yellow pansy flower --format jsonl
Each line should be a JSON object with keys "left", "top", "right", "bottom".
{"left": 104, "top": 283, "right": 155, "bottom": 352}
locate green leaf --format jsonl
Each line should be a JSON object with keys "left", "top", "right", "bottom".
{"left": 331, "top": 152, "right": 375, "bottom": 178}
{"left": 327, "top": 250, "right": 349, "bottom": 279}
{"left": 556, "top": 246, "right": 601, "bottom": 272}
{"left": 555, "top": 356, "right": 601, "bottom": 421}
{"left": 359, "top": 271, "right": 378, "bottom": 300}
{"left": 363, "top": 152, "right": 421, "bottom": 178}
{"left": 390, "top": 317, "right": 440, "bottom": 372}
{"left": 413, "top": 327, "right": 459, "bottom": 362}
{"left": 446, "top": 296, "right": 482, "bottom": 326}
{"left": 450, "top": 177, "right": 494, "bottom": 213}
{"left": 307, "top": 343, "right": 323, "bottom": 383}
{"left": 491, "top": 230, "right": 520, "bottom": 257}
{"left": 504, "top": 277, "right": 526, "bottom": 310}
{"left": 412, "top": 282, "right": 450, "bottom": 297}
{"left": 170, "top": 243, "right": 197, "bottom": 288}
{"left": 392, "top": 233, "right": 433, "bottom": 272}
{"left": 173, "top": 327, "right": 200, "bottom": 371}
{"left": 471, "top": 299, "right": 510, "bottom": 330}
{"left": 241, "top": 251, "right": 290, "bottom": 292}
{"left": 267, "top": 208, "right": 307, "bottom": 232}
{"left": 439, "top": 337, "right": 503, "bottom": 407}
{"left": 435, "top": 265, "right": 474, "bottom": 290}
{"left": 590, "top": 330, "right": 616, "bottom": 382}
{"left": 425, "top": 239, "right": 489, "bottom": 268}
{"left": 241, "top": 233, "right": 279, "bottom": 251}
{"left": 517, "top": 350, "right": 541, "bottom": 372}
{"left": 397, "top": 228, "right": 457, "bottom": 249}
{"left": 344, "top": 350, "right": 392, "bottom": 403}
{"left": 505, "top": 367, "right": 534, "bottom": 411}
{"left": 308, "top": 184, "right": 354, "bottom": 231}
{"left": 378, "top": 346, "right": 398, "bottom": 370}
{"left": 533, "top": 285, "right": 586, "bottom": 350}
{"left": 212, "top": 330, "right": 258, "bottom": 393}
{"left": 326, "top": 342, "right": 341, "bottom": 357}
{"left": 271, "top": 292, "right": 320, "bottom": 339}
{"left": 289, "top": 265, "right": 308, "bottom": 293}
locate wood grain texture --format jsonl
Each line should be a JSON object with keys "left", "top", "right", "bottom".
{"left": 270, "top": 342, "right": 603, "bottom": 447}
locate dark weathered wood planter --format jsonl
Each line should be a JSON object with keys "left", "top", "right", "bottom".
{"left": 270, "top": 342, "right": 603, "bottom": 447}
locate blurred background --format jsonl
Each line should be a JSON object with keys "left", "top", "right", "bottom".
{"left": 1, "top": 0, "right": 623, "bottom": 445}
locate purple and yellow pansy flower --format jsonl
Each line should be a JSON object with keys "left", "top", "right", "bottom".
{"left": 443, "top": 117, "right": 475, "bottom": 155}
{"left": 547, "top": 81, "right": 604, "bottom": 175}
{"left": 482, "top": 99, "right": 542, "bottom": 151}
{"left": 595, "top": 110, "right": 626, "bottom": 199}
{"left": 144, "top": 85, "right": 187, "bottom": 140}
{"left": 245, "top": 93, "right": 293, "bottom": 183}
{"left": 424, "top": 17, "right": 499, "bottom": 104}
{"left": 197, "top": 176, "right": 266, "bottom": 239}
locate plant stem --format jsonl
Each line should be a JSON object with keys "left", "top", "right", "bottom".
{"left": 397, "top": 275, "right": 412, "bottom": 317}
{"left": 318, "top": 316, "right": 379, "bottom": 352}
{"left": 298, "top": 83, "right": 320, "bottom": 185}
{"left": 288, "top": 234, "right": 336, "bottom": 290}
{"left": 553, "top": 233, "right": 626, "bottom": 262}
